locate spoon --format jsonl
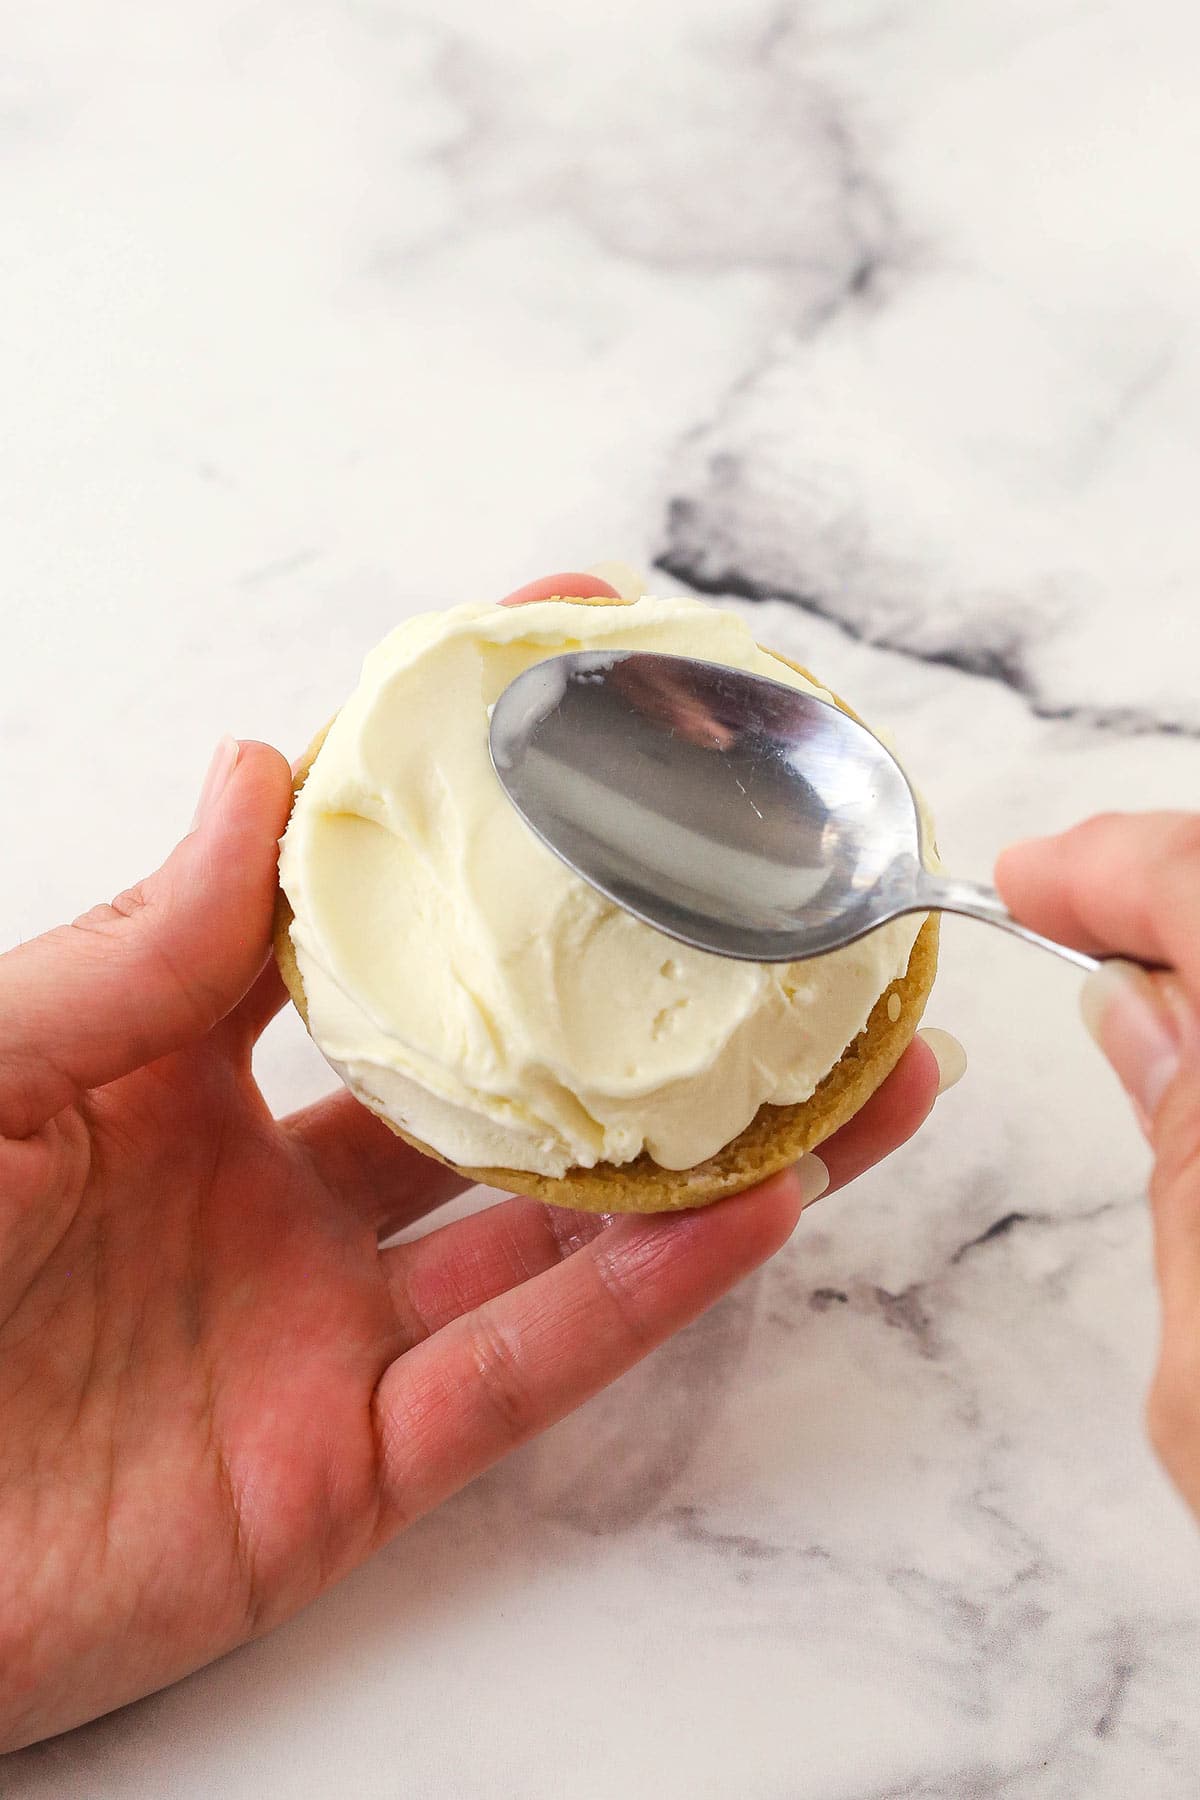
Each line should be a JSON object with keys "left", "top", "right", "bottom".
{"left": 489, "top": 650, "right": 1103, "bottom": 972}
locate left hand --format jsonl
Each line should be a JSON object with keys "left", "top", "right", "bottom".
{"left": 0, "top": 574, "right": 944, "bottom": 1749}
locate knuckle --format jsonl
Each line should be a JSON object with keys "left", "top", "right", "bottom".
{"left": 539, "top": 1204, "right": 608, "bottom": 1263}
{"left": 67, "top": 876, "right": 223, "bottom": 1037}
{"left": 70, "top": 882, "right": 151, "bottom": 935}
{"left": 69, "top": 902, "right": 119, "bottom": 936}
{"left": 466, "top": 1311, "right": 532, "bottom": 1440}
{"left": 108, "top": 881, "right": 151, "bottom": 921}
{"left": 589, "top": 1240, "right": 656, "bottom": 1353}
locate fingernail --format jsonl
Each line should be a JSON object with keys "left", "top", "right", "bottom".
{"left": 796, "top": 1152, "right": 830, "bottom": 1207}
{"left": 585, "top": 560, "right": 648, "bottom": 601}
{"left": 1081, "top": 959, "right": 1191, "bottom": 1125}
{"left": 916, "top": 1027, "right": 968, "bottom": 1095}
{"left": 192, "top": 736, "right": 240, "bottom": 830}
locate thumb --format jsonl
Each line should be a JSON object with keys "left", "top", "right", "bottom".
{"left": 1080, "top": 961, "right": 1199, "bottom": 1141}
{"left": 0, "top": 738, "right": 292, "bottom": 1139}
{"left": 1087, "top": 964, "right": 1200, "bottom": 1514}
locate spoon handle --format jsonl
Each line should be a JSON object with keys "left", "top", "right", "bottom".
{"left": 912, "top": 872, "right": 1103, "bottom": 974}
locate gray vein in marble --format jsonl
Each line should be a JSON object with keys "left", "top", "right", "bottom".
{"left": 237, "top": 548, "right": 322, "bottom": 588}
{"left": 872, "top": 1282, "right": 938, "bottom": 1358}
{"left": 654, "top": 550, "right": 1200, "bottom": 741}
{"left": 1082, "top": 343, "right": 1179, "bottom": 472}
{"left": 949, "top": 1211, "right": 1031, "bottom": 1260}
{"left": 669, "top": 1502, "right": 797, "bottom": 1564}
{"left": 428, "top": 8, "right": 901, "bottom": 316}
{"left": 1091, "top": 1653, "right": 1134, "bottom": 1740}
{"left": 641, "top": 1, "right": 1200, "bottom": 747}
{"left": 950, "top": 1200, "right": 1121, "bottom": 1265}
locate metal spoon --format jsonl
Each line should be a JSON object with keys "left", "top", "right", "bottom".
{"left": 489, "top": 649, "right": 1102, "bottom": 972}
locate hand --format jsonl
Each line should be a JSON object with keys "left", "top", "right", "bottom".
{"left": 0, "top": 574, "right": 943, "bottom": 1749}
{"left": 998, "top": 816, "right": 1200, "bottom": 1518}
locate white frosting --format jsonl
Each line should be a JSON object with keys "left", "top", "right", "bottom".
{"left": 279, "top": 596, "right": 923, "bottom": 1176}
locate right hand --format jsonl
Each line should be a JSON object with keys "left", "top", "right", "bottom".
{"left": 997, "top": 815, "right": 1200, "bottom": 1517}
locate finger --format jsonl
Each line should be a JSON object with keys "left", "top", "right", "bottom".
{"left": 1139, "top": 1032, "right": 1200, "bottom": 1518}
{"left": 996, "top": 813, "right": 1200, "bottom": 993}
{"left": 1148, "top": 1037, "right": 1200, "bottom": 1304}
{"left": 382, "top": 1031, "right": 948, "bottom": 1339}
{"left": 500, "top": 572, "right": 622, "bottom": 606}
{"left": 370, "top": 1168, "right": 804, "bottom": 1537}
{"left": 0, "top": 739, "right": 292, "bottom": 1139}
{"left": 376, "top": 1173, "right": 805, "bottom": 1540}
{"left": 814, "top": 1032, "right": 945, "bottom": 1195}
{"left": 220, "top": 954, "right": 290, "bottom": 1052}
{"left": 1079, "top": 960, "right": 1197, "bottom": 1139}
{"left": 382, "top": 1198, "right": 611, "bottom": 1342}
{"left": 285, "top": 1087, "right": 470, "bottom": 1235}
{"left": 1066, "top": 952, "right": 1200, "bottom": 1519}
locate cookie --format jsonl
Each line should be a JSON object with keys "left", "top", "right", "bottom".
{"left": 273, "top": 599, "right": 938, "bottom": 1211}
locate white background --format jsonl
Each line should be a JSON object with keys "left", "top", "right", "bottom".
{"left": 4, "top": 2, "right": 1200, "bottom": 1794}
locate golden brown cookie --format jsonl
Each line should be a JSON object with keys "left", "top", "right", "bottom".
{"left": 273, "top": 599, "right": 938, "bottom": 1212}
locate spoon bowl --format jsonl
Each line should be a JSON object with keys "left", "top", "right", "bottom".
{"left": 489, "top": 650, "right": 1102, "bottom": 973}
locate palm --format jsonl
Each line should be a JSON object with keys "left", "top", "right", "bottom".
{"left": 0, "top": 1036, "right": 405, "bottom": 1743}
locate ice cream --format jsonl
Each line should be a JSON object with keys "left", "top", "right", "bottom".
{"left": 278, "top": 595, "right": 925, "bottom": 1179}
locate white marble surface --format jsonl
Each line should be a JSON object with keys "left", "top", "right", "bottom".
{"left": 4, "top": 1, "right": 1200, "bottom": 1794}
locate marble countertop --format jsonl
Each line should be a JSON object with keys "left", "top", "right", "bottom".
{"left": 5, "top": 1, "right": 1200, "bottom": 1794}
